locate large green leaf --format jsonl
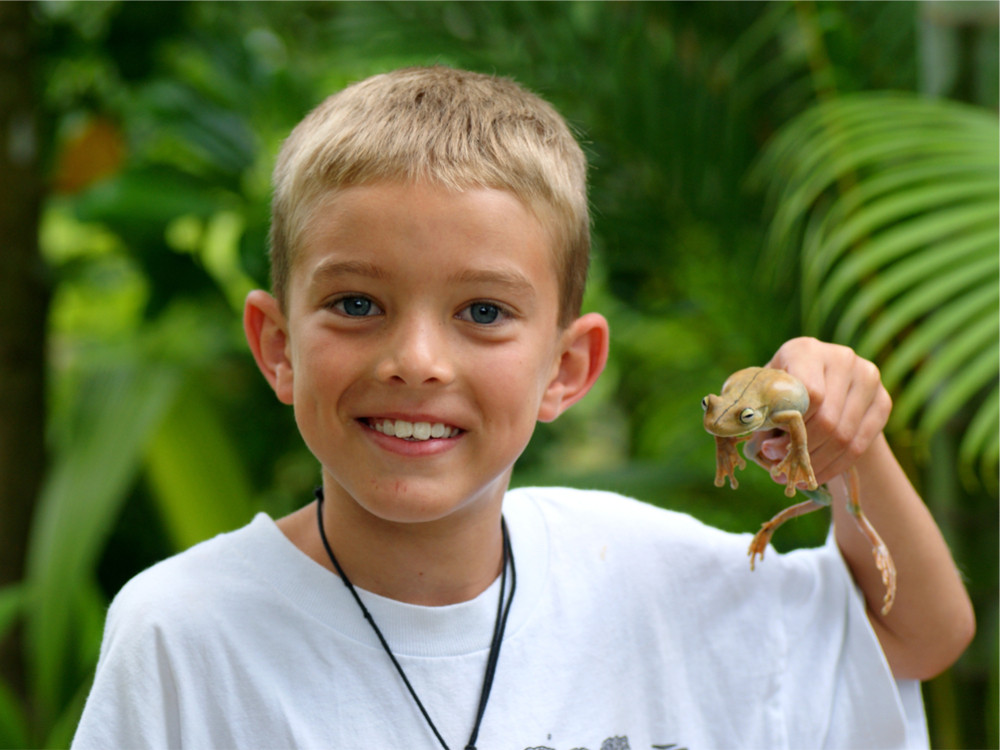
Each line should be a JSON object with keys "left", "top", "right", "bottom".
{"left": 144, "top": 380, "right": 257, "bottom": 551}
{"left": 755, "top": 92, "right": 999, "bottom": 483}
{"left": 855, "top": 251, "right": 996, "bottom": 356}
{"left": 960, "top": 384, "right": 1000, "bottom": 489}
{"left": 25, "top": 364, "right": 179, "bottom": 723}
{"left": 835, "top": 230, "right": 996, "bottom": 344}
{"left": 878, "top": 283, "right": 999, "bottom": 390}
{"left": 0, "top": 676, "right": 29, "bottom": 750}
{"left": 0, "top": 583, "right": 29, "bottom": 747}
{"left": 0, "top": 584, "right": 23, "bottom": 647}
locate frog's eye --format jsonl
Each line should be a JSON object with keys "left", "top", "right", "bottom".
{"left": 701, "top": 397, "right": 709, "bottom": 411}
{"left": 739, "top": 408, "right": 756, "bottom": 424}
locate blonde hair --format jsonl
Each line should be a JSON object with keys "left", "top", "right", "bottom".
{"left": 270, "top": 66, "right": 589, "bottom": 327}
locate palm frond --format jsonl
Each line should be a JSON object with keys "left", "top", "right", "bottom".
{"left": 755, "top": 92, "right": 999, "bottom": 485}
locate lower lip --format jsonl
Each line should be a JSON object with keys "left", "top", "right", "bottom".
{"left": 359, "top": 421, "right": 463, "bottom": 457}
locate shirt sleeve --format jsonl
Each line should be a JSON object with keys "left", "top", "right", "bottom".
{"left": 777, "top": 529, "right": 928, "bottom": 749}
{"left": 71, "top": 580, "right": 183, "bottom": 750}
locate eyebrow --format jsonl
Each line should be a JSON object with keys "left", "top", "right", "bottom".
{"left": 448, "top": 268, "right": 537, "bottom": 297}
{"left": 311, "top": 260, "right": 536, "bottom": 295}
{"left": 309, "top": 259, "right": 390, "bottom": 287}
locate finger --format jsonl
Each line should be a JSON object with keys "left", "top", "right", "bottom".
{"left": 808, "top": 357, "right": 890, "bottom": 483}
{"left": 765, "top": 338, "right": 826, "bottom": 414}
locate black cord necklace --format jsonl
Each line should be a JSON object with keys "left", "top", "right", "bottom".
{"left": 314, "top": 488, "right": 516, "bottom": 750}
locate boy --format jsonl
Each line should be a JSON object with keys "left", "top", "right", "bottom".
{"left": 73, "top": 66, "right": 973, "bottom": 749}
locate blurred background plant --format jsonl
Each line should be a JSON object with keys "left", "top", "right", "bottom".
{"left": 0, "top": 1, "right": 995, "bottom": 747}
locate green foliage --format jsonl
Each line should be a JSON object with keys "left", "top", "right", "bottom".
{"left": 754, "top": 92, "right": 999, "bottom": 488}
{"left": 27, "top": 363, "right": 179, "bottom": 734}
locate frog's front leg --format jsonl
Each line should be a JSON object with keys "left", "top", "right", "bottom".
{"left": 714, "top": 434, "right": 748, "bottom": 489}
{"left": 844, "top": 467, "right": 897, "bottom": 615}
{"left": 763, "top": 410, "right": 818, "bottom": 497}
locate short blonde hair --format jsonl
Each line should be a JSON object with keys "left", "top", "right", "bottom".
{"left": 270, "top": 66, "right": 589, "bottom": 327}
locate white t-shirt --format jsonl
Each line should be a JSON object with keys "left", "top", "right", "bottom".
{"left": 72, "top": 487, "right": 927, "bottom": 749}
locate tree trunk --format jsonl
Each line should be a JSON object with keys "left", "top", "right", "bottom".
{"left": 0, "top": 1, "right": 47, "bottom": 701}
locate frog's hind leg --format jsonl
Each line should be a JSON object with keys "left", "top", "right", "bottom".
{"left": 845, "top": 467, "right": 897, "bottom": 615}
{"left": 748, "top": 495, "right": 828, "bottom": 571}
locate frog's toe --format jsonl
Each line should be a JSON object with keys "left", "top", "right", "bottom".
{"left": 766, "top": 464, "right": 800, "bottom": 497}
{"left": 874, "top": 546, "right": 897, "bottom": 616}
{"left": 714, "top": 465, "right": 740, "bottom": 490}
{"left": 747, "top": 528, "right": 773, "bottom": 571}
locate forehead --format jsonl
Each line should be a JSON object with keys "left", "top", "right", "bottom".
{"left": 293, "top": 181, "right": 561, "bottom": 292}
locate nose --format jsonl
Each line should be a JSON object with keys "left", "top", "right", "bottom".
{"left": 374, "top": 315, "right": 455, "bottom": 386}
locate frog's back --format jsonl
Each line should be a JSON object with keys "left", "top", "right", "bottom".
{"left": 721, "top": 367, "right": 809, "bottom": 414}
{"left": 760, "top": 368, "right": 810, "bottom": 415}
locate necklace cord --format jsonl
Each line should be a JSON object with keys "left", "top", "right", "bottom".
{"left": 466, "top": 518, "right": 515, "bottom": 750}
{"left": 313, "top": 488, "right": 514, "bottom": 750}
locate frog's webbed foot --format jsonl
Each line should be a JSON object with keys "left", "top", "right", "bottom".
{"left": 748, "top": 497, "right": 827, "bottom": 571}
{"left": 845, "top": 467, "right": 896, "bottom": 615}
{"left": 714, "top": 435, "right": 748, "bottom": 489}
{"left": 870, "top": 540, "right": 897, "bottom": 616}
{"left": 770, "top": 445, "right": 818, "bottom": 498}
{"left": 764, "top": 412, "right": 818, "bottom": 498}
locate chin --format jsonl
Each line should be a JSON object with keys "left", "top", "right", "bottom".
{"left": 361, "top": 498, "right": 473, "bottom": 526}
{"left": 365, "top": 479, "right": 508, "bottom": 527}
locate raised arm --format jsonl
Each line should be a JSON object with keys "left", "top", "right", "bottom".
{"left": 758, "top": 337, "right": 975, "bottom": 680}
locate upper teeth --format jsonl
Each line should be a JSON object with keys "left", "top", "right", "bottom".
{"left": 371, "top": 419, "right": 459, "bottom": 440}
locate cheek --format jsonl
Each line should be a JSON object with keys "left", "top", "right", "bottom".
{"left": 475, "top": 346, "right": 555, "bottom": 425}
{"left": 289, "top": 338, "right": 348, "bottom": 417}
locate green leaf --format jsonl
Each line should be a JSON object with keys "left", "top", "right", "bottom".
{"left": 809, "top": 204, "right": 996, "bottom": 333}
{"left": 754, "top": 92, "right": 998, "bottom": 278}
{"left": 26, "top": 364, "right": 179, "bottom": 723}
{"left": 0, "top": 676, "right": 29, "bottom": 750}
{"left": 43, "top": 673, "right": 94, "bottom": 750}
{"left": 755, "top": 91, "right": 999, "bottom": 480}
{"left": 835, "top": 230, "right": 997, "bottom": 345}
{"left": 856, "top": 252, "right": 996, "bottom": 357}
{"left": 916, "top": 343, "right": 999, "bottom": 438}
{"left": 890, "top": 315, "right": 998, "bottom": 429}
{"left": 73, "top": 166, "right": 228, "bottom": 233}
{"left": 144, "top": 379, "right": 256, "bottom": 551}
{"left": 959, "top": 384, "right": 1000, "bottom": 485}
{"left": 0, "top": 584, "right": 24, "bottom": 645}
{"left": 879, "top": 283, "right": 999, "bottom": 390}
{"left": 804, "top": 179, "right": 997, "bottom": 304}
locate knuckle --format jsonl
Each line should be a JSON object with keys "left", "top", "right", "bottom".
{"left": 845, "top": 434, "right": 868, "bottom": 462}
{"left": 858, "top": 357, "right": 882, "bottom": 385}
{"left": 811, "top": 407, "right": 838, "bottom": 436}
{"left": 776, "top": 336, "right": 818, "bottom": 359}
{"left": 832, "top": 423, "right": 856, "bottom": 450}
{"left": 879, "top": 388, "right": 893, "bottom": 416}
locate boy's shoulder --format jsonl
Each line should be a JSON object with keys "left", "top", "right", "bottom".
{"left": 505, "top": 485, "right": 844, "bottom": 598}
{"left": 504, "top": 485, "right": 755, "bottom": 572}
{"left": 104, "top": 514, "right": 276, "bottom": 637}
{"left": 506, "top": 485, "right": 735, "bottom": 545}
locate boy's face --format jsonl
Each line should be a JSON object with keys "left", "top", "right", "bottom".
{"left": 277, "top": 181, "right": 571, "bottom": 526}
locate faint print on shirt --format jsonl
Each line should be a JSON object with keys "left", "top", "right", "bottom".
{"left": 524, "top": 737, "right": 687, "bottom": 750}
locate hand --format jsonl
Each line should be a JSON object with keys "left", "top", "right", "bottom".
{"left": 748, "top": 337, "right": 892, "bottom": 487}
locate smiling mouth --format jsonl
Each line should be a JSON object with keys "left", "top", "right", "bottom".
{"left": 364, "top": 418, "right": 462, "bottom": 441}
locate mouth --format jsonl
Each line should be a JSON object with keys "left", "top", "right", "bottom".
{"left": 362, "top": 418, "right": 463, "bottom": 442}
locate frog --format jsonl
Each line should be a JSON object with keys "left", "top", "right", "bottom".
{"left": 702, "top": 366, "right": 896, "bottom": 615}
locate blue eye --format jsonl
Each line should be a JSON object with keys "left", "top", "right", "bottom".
{"left": 332, "top": 296, "right": 381, "bottom": 317}
{"left": 466, "top": 303, "right": 501, "bottom": 325}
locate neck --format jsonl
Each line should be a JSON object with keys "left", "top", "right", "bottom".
{"left": 278, "top": 483, "right": 507, "bottom": 606}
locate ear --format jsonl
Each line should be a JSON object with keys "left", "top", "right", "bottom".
{"left": 244, "top": 290, "right": 295, "bottom": 405}
{"left": 537, "top": 312, "right": 610, "bottom": 423}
